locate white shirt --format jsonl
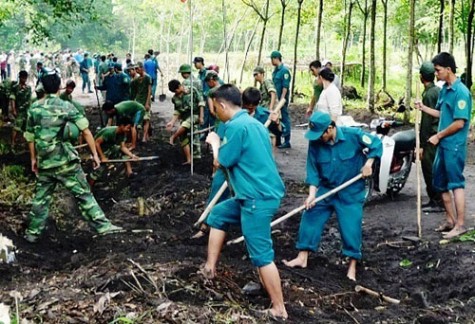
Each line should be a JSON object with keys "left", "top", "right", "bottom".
{"left": 315, "top": 82, "right": 343, "bottom": 124}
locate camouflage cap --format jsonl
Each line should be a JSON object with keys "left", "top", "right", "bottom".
{"left": 253, "top": 66, "right": 265, "bottom": 75}
{"left": 178, "top": 64, "right": 192, "bottom": 73}
{"left": 204, "top": 70, "right": 218, "bottom": 81}
{"left": 420, "top": 61, "right": 435, "bottom": 75}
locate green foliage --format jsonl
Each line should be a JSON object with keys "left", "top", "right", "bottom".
{"left": 399, "top": 259, "right": 413, "bottom": 268}
{"left": 0, "top": 165, "right": 35, "bottom": 207}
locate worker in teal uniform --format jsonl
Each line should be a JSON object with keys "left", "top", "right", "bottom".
{"left": 283, "top": 111, "right": 382, "bottom": 282}
{"left": 203, "top": 84, "right": 287, "bottom": 321}
{"left": 271, "top": 50, "right": 291, "bottom": 148}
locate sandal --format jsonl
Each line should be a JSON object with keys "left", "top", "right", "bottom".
{"left": 443, "top": 226, "right": 468, "bottom": 239}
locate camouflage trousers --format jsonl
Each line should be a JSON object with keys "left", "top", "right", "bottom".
{"left": 179, "top": 115, "right": 201, "bottom": 159}
{"left": 26, "top": 162, "right": 112, "bottom": 237}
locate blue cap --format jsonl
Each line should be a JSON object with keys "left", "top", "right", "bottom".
{"left": 305, "top": 111, "right": 332, "bottom": 141}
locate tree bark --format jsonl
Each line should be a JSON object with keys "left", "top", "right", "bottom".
{"left": 449, "top": 0, "right": 455, "bottom": 53}
{"left": 341, "top": 0, "right": 354, "bottom": 88}
{"left": 367, "top": 0, "right": 377, "bottom": 113}
{"left": 315, "top": 0, "right": 324, "bottom": 59}
{"left": 242, "top": 0, "right": 271, "bottom": 67}
{"left": 404, "top": 0, "right": 416, "bottom": 122}
{"left": 357, "top": 0, "right": 368, "bottom": 87}
{"left": 437, "top": 0, "right": 444, "bottom": 53}
{"left": 466, "top": 0, "right": 475, "bottom": 90}
{"left": 277, "top": 0, "right": 289, "bottom": 51}
{"left": 239, "top": 20, "right": 259, "bottom": 85}
{"left": 381, "top": 0, "right": 388, "bottom": 91}
{"left": 291, "top": 0, "right": 304, "bottom": 103}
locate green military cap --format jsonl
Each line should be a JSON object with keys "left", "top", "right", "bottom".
{"left": 178, "top": 64, "right": 192, "bottom": 73}
{"left": 420, "top": 61, "right": 435, "bottom": 75}
{"left": 204, "top": 70, "right": 218, "bottom": 81}
{"left": 62, "top": 121, "right": 80, "bottom": 142}
{"left": 136, "top": 61, "right": 144, "bottom": 68}
{"left": 253, "top": 66, "right": 265, "bottom": 75}
{"left": 270, "top": 51, "right": 282, "bottom": 59}
{"left": 126, "top": 63, "right": 136, "bottom": 70}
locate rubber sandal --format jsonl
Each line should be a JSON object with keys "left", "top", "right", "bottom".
{"left": 434, "top": 222, "right": 454, "bottom": 232}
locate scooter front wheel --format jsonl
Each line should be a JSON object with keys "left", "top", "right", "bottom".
{"left": 364, "top": 177, "right": 374, "bottom": 205}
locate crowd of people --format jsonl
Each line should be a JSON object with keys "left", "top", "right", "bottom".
{"left": 0, "top": 47, "right": 472, "bottom": 321}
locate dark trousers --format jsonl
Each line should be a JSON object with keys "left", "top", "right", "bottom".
{"left": 421, "top": 144, "right": 441, "bottom": 203}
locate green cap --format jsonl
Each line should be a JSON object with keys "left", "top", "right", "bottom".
{"left": 420, "top": 61, "right": 435, "bottom": 75}
{"left": 305, "top": 111, "right": 332, "bottom": 141}
{"left": 178, "top": 64, "right": 192, "bottom": 73}
{"left": 253, "top": 66, "right": 265, "bottom": 74}
{"left": 136, "top": 61, "right": 144, "bottom": 68}
{"left": 270, "top": 51, "right": 282, "bottom": 59}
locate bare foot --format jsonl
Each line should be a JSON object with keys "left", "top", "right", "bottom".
{"left": 182, "top": 161, "right": 191, "bottom": 165}
{"left": 442, "top": 225, "right": 467, "bottom": 239}
{"left": 347, "top": 259, "right": 357, "bottom": 281}
{"left": 269, "top": 308, "right": 288, "bottom": 321}
{"left": 282, "top": 255, "right": 307, "bottom": 268}
{"left": 191, "top": 227, "right": 208, "bottom": 239}
{"left": 169, "top": 136, "right": 175, "bottom": 145}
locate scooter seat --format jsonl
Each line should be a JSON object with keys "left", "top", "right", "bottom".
{"left": 392, "top": 129, "right": 415, "bottom": 152}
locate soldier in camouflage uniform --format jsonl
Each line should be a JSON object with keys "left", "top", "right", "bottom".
{"left": 10, "top": 71, "right": 32, "bottom": 147}
{"left": 23, "top": 68, "right": 121, "bottom": 243}
{"left": 179, "top": 64, "right": 203, "bottom": 92}
{"left": 88, "top": 121, "right": 138, "bottom": 186}
{"left": 166, "top": 79, "right": 204, "bottom": 164}
{"left": 253, "top": 66, "right": 277, "bottom": 110}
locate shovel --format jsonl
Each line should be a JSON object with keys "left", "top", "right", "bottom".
{"left": 159, "top": 78, "right": 166, "bottom": 102}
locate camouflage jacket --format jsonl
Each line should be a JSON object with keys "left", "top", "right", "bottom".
{"left": 172, "top": 86, "right": 204, "bottom": 119}
{"left": 259, "top": 79, "right": 276, "bottom": 109}
{"left": 24, "top": 95, "right": 89, "bottom": 170}
{"left": 10, "top": 83, "right": 32, "bottom": 114}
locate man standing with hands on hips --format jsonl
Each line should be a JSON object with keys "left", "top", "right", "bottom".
{"left": 415, "top": 52, "right": 472, "bottom": 239}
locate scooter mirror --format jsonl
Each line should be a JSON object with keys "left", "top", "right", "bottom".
{"left": 396, "top": 104, "right": 406, "bottom": 113}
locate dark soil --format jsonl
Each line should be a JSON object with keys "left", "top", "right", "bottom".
{"left": 1, "top": 93, "right": 475, "bottom": 323}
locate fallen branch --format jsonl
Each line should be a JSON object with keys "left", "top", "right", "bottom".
{"left": 354, "top": 285, "right": 400, "bottom": 304}
{"left": 227, "top": 174, "right": 363, "bottom": 245}
{"left": 194, "top": 126, "right": 215, "bottom": 135}
{"left": 103, "top": 156, "right": 159, "bottom": 163}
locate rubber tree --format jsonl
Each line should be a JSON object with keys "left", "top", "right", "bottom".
{"left": 277, "top": 0, "right": 291, "bottom": 51}
{"left": 242, "top": 0, "right": 272, "bottom": 67}
{"left": 437, "top": 0, "right": 445, "bottom": 53}
{"left": 356, "top": 0, "right": 368, "bottom": 87}
{"left": 315, "top": 0, "right": 324, "bottom": 59}
{"left": 367, "top": 0, "right": 377, "bottom": 112}
{"left": 466, "top": 0, "right": 475, "bottom": 89}
{"left": 381, "top": 0, "right": 388, "bottom": 91}
{"left": 291, "top": 0, "right": 304, "bottom": 103}
{"left": 449, "top": 0, "right": 456, "bottom": 53}
{"left": 404, "top": 0, "right": 416, "bottom": 121}
{"left": 341, "top": 0, "right": 354, "bottom": 88}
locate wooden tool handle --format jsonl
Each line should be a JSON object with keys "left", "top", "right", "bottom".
{"left": 355, "top": 285, "right": 400, "bottom": 304}
{"left": 264, "top": 98, "right": 287, "bottom": 128}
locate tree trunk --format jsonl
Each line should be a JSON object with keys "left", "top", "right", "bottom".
{"left": 239, "top": 20, "right": 259, "bottom": 85}
{"left": 291, "top": 0, "right": 304, "bottom": 103}
{"left": 256, "top": 0, "right": 270, "bottom": 67}
{"left": 222, "top": 0, "right": 229, "bottom": 82}
{"left": 367, "top": 0, "right": 377, "bottom": 113}
{"left": 359, "top": 0, "right": 368, "bottom": 87}
{"left": 315, "top": 0, "right": 324, "bottom": 59}
{"left": 449, "top": 0, "right": 455, "bottom": 53}
{"left": 341, "top": 0, "right": 354, "bottom": 88}
{"left": 466, "top": 0, "right": 475, "bottom": 90}
{"left": 381, "top": 0, "right": 388, "bottom": 91}
{"left": 277, "top": 0, "right": 289, "bottom": 51}
{"left": 404, "top": 0, "right": 416, "bottom": 122}
{"left": 437, "top": 0, "right": 444, "bottom": 53}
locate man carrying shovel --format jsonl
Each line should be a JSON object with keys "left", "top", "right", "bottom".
{"left": 283, "top": 111, "right": 382, "bottom": 281}
{"left": 202, "top": 84, "right": 287, "bottom": 321}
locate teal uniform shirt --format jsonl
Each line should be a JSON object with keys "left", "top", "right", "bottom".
{"left": 436, "top": 78, "right": 472, "bottom": 150}
{"left": 247, "top": 106, "right": 270, "bottom": 125}
{"left": 198, "top": 68, "right": 210, "bottom": 95}
{"left": 307, "top": 127, "right": 382, "bottom": 203}
{"left": 272, "top": 63, "right": 291, "bottom": 102}
{"left": 218, "top": 110, "right": 284, "bottom": 200}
